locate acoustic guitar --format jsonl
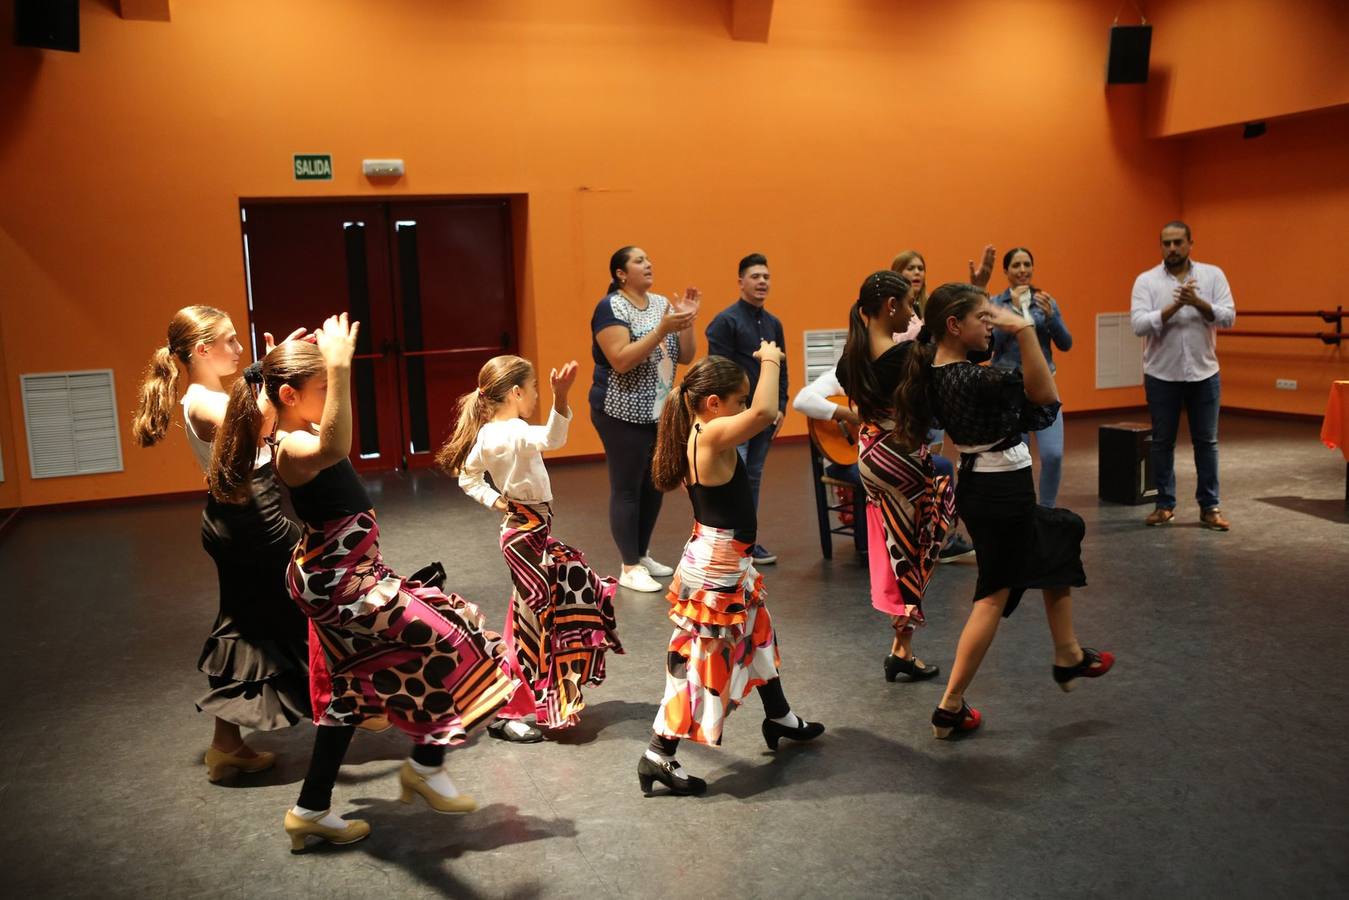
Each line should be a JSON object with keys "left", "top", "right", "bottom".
{"left": 807, "top": 394, "right": 861, "bottom": 466}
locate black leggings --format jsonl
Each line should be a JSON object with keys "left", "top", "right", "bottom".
{"left": 296, "top": 726, "right": 446, "bottom": 810}
{"left": 591, "top": 409, "right": 663, "bottom": 566}
{"left": 647, "top": 678, "right": 790, "bottom": 756}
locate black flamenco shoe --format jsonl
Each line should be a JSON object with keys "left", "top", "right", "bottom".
{"left": 884, "top": 654, "right": 941, "bottom": 683}
{"left": 637, "top": 755, "right": 707, "bottom": 797}
{"left": 487, "top": 718, "right": 545, "bottom": 744}
{"left": 761, "top": 716, "right": 826, "bottom": 751}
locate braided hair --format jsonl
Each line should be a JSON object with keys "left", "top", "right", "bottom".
{"left": 839, "top": 269, "right": 911, "bottom": 424}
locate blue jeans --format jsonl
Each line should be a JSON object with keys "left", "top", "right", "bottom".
{"left": 1144, "top": 373, "right": 1221, "bottom": 511}
{"left": 736, "top": 423, "right": 776, "bottom": 516}
{"left": 1021, "top": 407, "right": 1065, "bottom": 508}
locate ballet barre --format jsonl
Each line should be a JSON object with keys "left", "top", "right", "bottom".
{"left": 1223, "top": 307, "right": 1345, "bottom": 345}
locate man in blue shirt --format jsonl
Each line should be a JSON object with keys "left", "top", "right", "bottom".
{"left": 705, "top": 253, "right": 786, "bottom": 564}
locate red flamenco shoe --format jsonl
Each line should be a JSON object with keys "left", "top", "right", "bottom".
{"left": 931, "top": 700, "right": 982, "bottom": 740}
{"left": 1052, "top": 647, "right": 1116, "bottom": 693}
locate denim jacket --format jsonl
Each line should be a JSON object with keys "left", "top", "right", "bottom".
{"left": 988, "top": 288, "right": 1073, "bottom": 373}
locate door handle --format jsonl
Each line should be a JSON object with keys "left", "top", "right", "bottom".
{"left": 500, "top": 331, "right": 511, "bottom": 349}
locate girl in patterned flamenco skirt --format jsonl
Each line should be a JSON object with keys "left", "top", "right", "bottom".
{"left": 835, "top": 271, "right": 958, "bottom": 687}
{"left": 133, "top": 306, "right": 313, "bottom": 782}
{"left": 891, "top": 284, "right": 1114, "bottom": 740}
{"left": 437, "top": 355, "right": 622, "bottom": 744}
{"left": 210, "top": 314, "right": 517, "bottom": 852}
{"left": 640, "top": 345, "right": 824, "bottom": 796}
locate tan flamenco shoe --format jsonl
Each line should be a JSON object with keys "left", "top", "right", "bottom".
{"left": 283, "top": 810, "right": 371, "bottom": 854}
{"left": 203, "top": 745, "right": 276, "bottom": 783}
{"left": 357, "top": 715, "right": 392, "bottom": 734}
{"left": 397, "top": 761, "right": 477, "bottom": 814}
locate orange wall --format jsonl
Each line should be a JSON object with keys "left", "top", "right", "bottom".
{"left": 0, "top": 300, "right": 17, "bottom": 508}
{"left": 0, "top": 0, "right": 1196, "bottom": 506}
{"left": 1179, "top": 107, "right": 1349, "bottom": 414}
{"left": 1147, "top": 0, "right": 1349, "bottom": 137}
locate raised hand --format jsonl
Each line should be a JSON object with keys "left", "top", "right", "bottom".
{"left": 753, "top": 339, "right": 786, "bottom": 365}
{"left": 315, "top": 313, "right": 360, "bottom": 369}
{"left": 1032, "top": 290, "right": 1054, "bottom": 317}
{"left": 969, "top": 244, "right": 996, "bottom": 288}
{"left": 263, "top": 326, "right": 312, "bottom": 354}
{"left": 549, "top": 360, "right": 579, "bottom": 395}
{"left": 988, "top": 303, "right": 1033, "bottom": 333}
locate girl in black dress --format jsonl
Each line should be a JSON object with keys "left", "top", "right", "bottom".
{"left": 133, "top": 306, "right": 311, "bottom": 781}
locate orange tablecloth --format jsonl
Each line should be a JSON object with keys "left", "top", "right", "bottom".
{"left": 1322, "top": 381, "right": 1349, "bottom": 460}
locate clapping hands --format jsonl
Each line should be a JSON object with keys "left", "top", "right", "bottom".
{"left": 660, "top": 287, "right": 700, "bottom": 335}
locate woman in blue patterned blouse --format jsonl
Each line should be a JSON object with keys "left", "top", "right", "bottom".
{"left": 589, "top": 246, "right": 700, "bottom": 592}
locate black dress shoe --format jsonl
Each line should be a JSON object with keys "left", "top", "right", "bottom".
{"left": 884, "top": 654, "right": 941, "bottom": 682}
{"left": 761, "top": 716, "right": 825, "bottom": 751}
{"left": 487, "top": 718, "right": 545, "bottom": 744}
{"left": 637, "top": 755, "right": 707, "bottom": 796}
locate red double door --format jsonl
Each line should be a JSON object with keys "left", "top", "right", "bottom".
{"left": 240, "top": 198, "right": 516, "bottom": 471}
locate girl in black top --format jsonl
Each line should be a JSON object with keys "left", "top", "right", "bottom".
{"left": 211, "top": 314, "right": 516, "bottom": 851}
{"left": 638, "top": 348, "right": 823, "bottom": 796}
{"left": 893, "top": 284, "right": 1114, "bottom": 740}
{"left": 836, "top": 271, "right": 956, "bottom": 686}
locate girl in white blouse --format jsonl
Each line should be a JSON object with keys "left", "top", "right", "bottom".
{"left": 438, "top": 356, "right": 623, "bottom": 743}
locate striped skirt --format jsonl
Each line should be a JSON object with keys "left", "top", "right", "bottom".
{"left": 287, "top": 509, "right": 517, "bottom": 745}
{"left": 495, "top": 502, "right": 622, "bottom": 730}
{"left": 653, "top": 521, "right": 781, "bottom": 746}
{"left": 857, "top": 424, "right": 955, "bottom": 632}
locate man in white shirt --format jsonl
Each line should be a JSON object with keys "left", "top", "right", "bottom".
{"left": 1130, "top": 221, "right": 1236, "bottom": 531}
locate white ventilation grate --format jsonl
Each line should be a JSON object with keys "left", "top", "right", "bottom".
{"left": 1095, "top": 313, "right": 1144, "bottom": 389}
{"left": 804, "top": 328, "right": 848, "bottom": 382}
{"left": 21, "top": 369, "right": 125, "bottom": 479}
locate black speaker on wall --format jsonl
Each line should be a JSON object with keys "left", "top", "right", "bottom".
{"left": 15, "top": 0, "right": 80, "bottom": 52}
{"left": 1106, "top": 24, "right": 1151, "bottom": 84}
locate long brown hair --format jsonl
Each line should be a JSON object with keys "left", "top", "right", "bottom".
{"left": 435, "top": 355, "right": 536, "bottom": 476}
{"left": 891, "top": 250, "right": 927, "bottom": 317}
{"left": 892, "top": 282, "right": 987, "bottom": 451}
{"left": 208, "top": 341, "right": 324, "bottom": 503}
{"left": 132, "top": 305, "right": 229, "bottom": 447}
{"left": 838, "top": 270, "right": 910, "bottom": 424}
{"left": 651, "top": 356, "right": 747, "bottom": 492}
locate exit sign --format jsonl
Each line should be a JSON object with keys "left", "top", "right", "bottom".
{"left": 293, "top": 154, "right": 333, "bottom": 181}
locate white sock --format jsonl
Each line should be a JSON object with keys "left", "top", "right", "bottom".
{"left": 771, "top": 712, "right": 802, "bottom": 729}
{"left": 409, "top": 759, "right": 461, "bottom": 798}
{"left": 644, "top": 748, "right": 688, "bottom": 778}
{"left": 290, "top": 805, "right": 348, "bottom": 830}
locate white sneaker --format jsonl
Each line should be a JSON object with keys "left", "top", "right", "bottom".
{"left": 638, "top": 556, "right": 674, "bottom": 577}
{"left": 618, "top": 566, "right": 663, "bottom": 593}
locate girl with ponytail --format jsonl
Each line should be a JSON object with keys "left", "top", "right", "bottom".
{"left": 640, "top": 347, "right": 824, "bottom": 798}
{"left": 901, "top": 283, "right": 1112, "bottom": 741}
{"left": 437, "top": 355, "right": 621, "bottom": 744}
{"left": 134, "top": 306, "right": 313, "bottom": 783}
{"left": 256, "top": 314, "right": 517, "bottom": 852}
{"left": 835, "top": 271, "right": 957, "bottom": 687}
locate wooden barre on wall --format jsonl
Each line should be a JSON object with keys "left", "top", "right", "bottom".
{"left": 1224, "top": 307, "right": 1345, "bottom": 344}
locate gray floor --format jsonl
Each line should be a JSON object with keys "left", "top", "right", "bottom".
{"left": 1, "top": 412, "right": 1346, "bottom": 899}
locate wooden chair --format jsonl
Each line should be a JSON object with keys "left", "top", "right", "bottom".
{"left": 808, "top": 440, "right": 867, "bottom": 563}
